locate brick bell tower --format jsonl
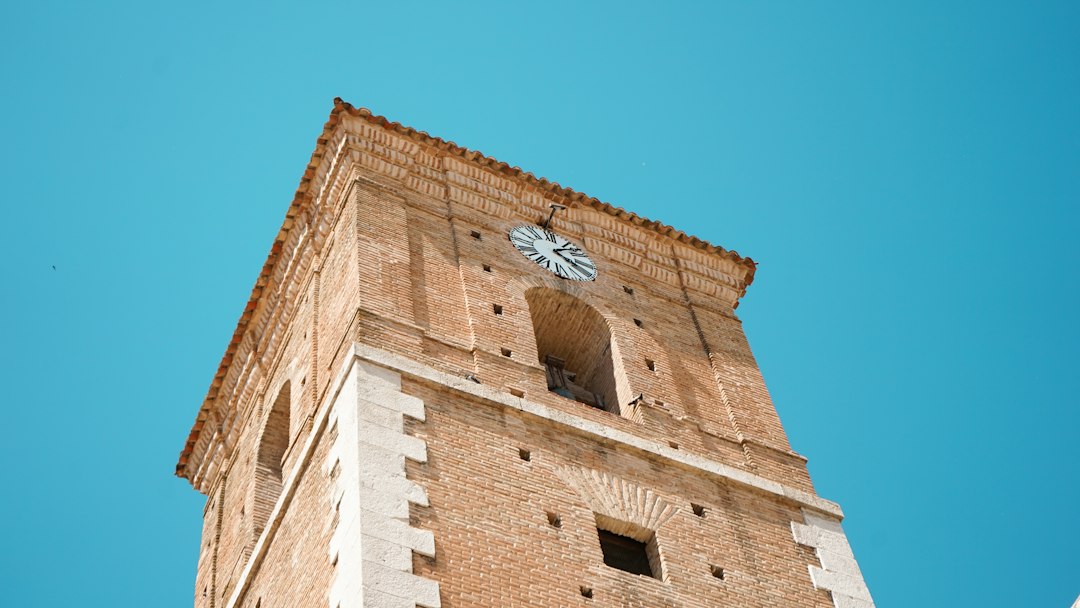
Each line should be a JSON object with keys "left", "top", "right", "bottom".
{"left": 176, "top": 99, "right": 875, "bottom": 608}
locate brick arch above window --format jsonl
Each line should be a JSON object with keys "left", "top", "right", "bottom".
{"left": 510, "top": 274, "right": 633, "bottom": 340}
{"left": 558, "top": 465, "right": 681, "bottom": 534}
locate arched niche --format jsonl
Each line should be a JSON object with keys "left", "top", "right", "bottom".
{"left": 252, "top": 380, "right": 290, "bottom": 540}
{"left": 524, "top": 287, "right": 625, "bottom": 414}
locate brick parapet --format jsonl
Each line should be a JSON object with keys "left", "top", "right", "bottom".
{"left": 354, "top": 343, "right": 839, "bottom": 518}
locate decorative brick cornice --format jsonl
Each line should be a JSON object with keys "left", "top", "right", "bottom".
{"left": 332, "top": 99, "right": 755, "bottom": 270}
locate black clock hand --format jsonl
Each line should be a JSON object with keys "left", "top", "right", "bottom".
{"left": 554, "top": 251, "right": 589, "bottom": 273}
{"left": 552, "top": 249, "right": 573, "bottom": 262}
{"left": 555, "top": 249, "right": 593, "bottom": 269}
{"left": 554, "top": 246, "right": 591, "bottom": 261}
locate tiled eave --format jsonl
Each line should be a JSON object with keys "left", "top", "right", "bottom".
{"left": 175, "top": 98, "right": 758, "bottom": 482}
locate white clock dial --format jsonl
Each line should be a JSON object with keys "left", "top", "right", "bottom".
{"left": 508, "top": 225, "right": 597, "bottom": 281}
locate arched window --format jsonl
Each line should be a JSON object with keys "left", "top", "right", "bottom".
{"left": 252, "top": 381, "right": 290, "bottom": 540}
{"left": 525, "top": 288, "right": 623, "bottom": 414}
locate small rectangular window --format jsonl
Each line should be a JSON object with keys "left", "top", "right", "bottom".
{"left": 597, "top": 529, "right": 657, "bottom": 578}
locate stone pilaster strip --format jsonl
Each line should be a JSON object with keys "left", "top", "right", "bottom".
{"left": 328, "top": 360, "right": 440, "bottom": 608}
{"left": 222, "top": 353, "right": 439, "bottom": 608}
{"left": 791, "top": 510, "right": 875, "bottom": 608}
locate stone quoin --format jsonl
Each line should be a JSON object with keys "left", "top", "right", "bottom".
{"left": 175, "top": 99, "right": 875, "bottom": 608}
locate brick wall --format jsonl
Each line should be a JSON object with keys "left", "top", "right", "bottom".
{"left": 405, "top": 378, "right": 833, "bottom": 607}
{"left": 178, "top": 106, "right": 872, "bottom": 607}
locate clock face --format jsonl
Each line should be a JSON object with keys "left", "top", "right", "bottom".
{"left": 508, "top": 225, "right": 597, "bottom": 281}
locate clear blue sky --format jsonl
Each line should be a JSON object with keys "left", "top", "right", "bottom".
{"left": 1, "top": 2, "right": 1076, "bottom": 606}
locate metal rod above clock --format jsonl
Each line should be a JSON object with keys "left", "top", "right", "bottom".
{"left": 541, "top": 204, "right": 566, "bottom": 230}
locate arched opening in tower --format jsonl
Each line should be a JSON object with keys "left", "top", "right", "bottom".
{"left": 525, "top": 288, "right": 621, "bottom": 414}
{"left": 252, "top": 381, "right": 290, "bottom": 540}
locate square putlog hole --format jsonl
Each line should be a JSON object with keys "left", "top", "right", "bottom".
{"left": 501, "top": 348, "right": 513, "bottom": 358}
{"left": 710, "top": 564, "right": 725, "bottom": 579}
{"left": 518, "top": 448, "right": 531, "bottom": 461}
{"left": 579, "top": 586, "right": 593, "bottom": 599}
{"left": 691, "top": 503, "right": 706, "bottom": 517}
